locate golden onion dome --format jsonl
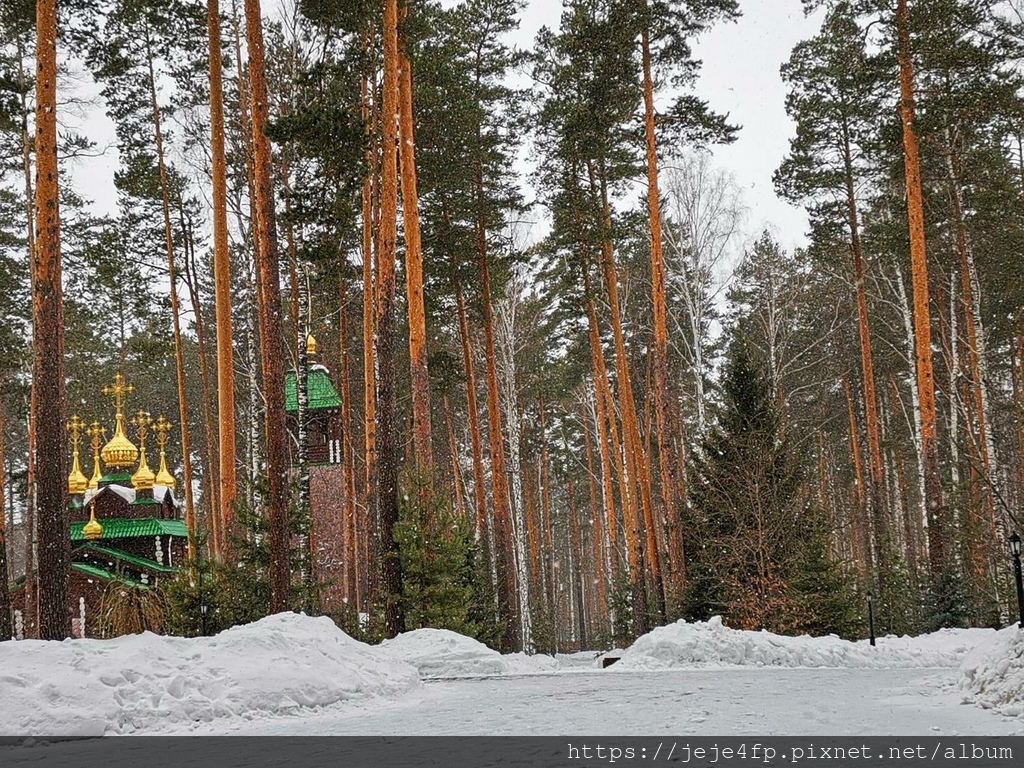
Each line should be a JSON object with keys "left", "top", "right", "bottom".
{"left": 131, "top": 448, "right": 156, "bottom": 490}
{"left": 83, "top": 505, "right": 103, "bottom": 541}
{"left": 155, "top": 453, "right": 175, "bottom": 488}
{"left": 67, "top": 415, "right": 89, "bottom": 494}
{"left": 306, "top": 332, "right": 318, "bottom": 357}
{"left": 101, "top": 414, "right": 139, "bottom": 469}
{"left": 88, "top": 457, "right": 102, "bottom": 490}
{"left": 68, "top": 460, "right": 88, "bottom": 495}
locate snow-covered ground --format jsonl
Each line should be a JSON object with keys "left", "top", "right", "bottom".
{"left": 2, "top": 614, "right": 1022, "bottom": 736}
{"left": 0, "top": 613, "right": 419, "bottom": 736}
{"left": 614, "top": 615, "right": 992, "bottom": 670}
{"left": 959, "top": 624, "right": 1024, "bottom": 717}
{"left": 380, "top": 628, "right": 560, "bottom": 678}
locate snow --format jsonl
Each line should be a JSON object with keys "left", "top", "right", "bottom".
{"left": 193, "top": 668, "right": 1024, "bottom": 736}
{"left": 3, "top": 613, "right": 1021, "bottom": 737}
{"left": 380, "top": 628, "right": 559, "bottom": 678}
{"left": 959, "top": 624, "right": 1024, "bottom": 718}
{"left": 0, "top": 613, "right": 420, "bottom": 736}
{"left": 614, "top": 616, "right": 992, "bottom": 670}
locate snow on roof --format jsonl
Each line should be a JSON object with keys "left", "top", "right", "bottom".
{"left": 83, "top": 483, "right": 136, "bottom": 506}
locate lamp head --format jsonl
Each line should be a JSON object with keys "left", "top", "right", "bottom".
{"left": 1011, "top": 532, "right": 1022, "bottom": 558}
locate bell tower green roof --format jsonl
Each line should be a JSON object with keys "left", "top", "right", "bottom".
{"left": 285, "top": 366, "right": 342, "bottom": 412}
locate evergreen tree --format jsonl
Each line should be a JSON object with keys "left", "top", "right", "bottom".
{"left": 687, "top": 332, "right": 853, "bottom": 634}
{"left": 395, "top": 470, "right": 478, "bottom": 636}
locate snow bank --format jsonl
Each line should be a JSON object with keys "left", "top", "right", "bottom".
{"left": 0, "top": 613, "right": 420, "bottom": 736}
{"left": 959, "top": 625, "right": 1024, "bottom": 717}
{"left": 380, "top": 628, "right": 560, "bottom": 678}
{"left": 616, "top": 616, "right": 993, "bottom": 670}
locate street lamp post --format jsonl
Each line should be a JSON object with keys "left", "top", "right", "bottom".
{"left": 1010, "top": 533, "right": 1023, "bottom": 629}
{"left": 867, "top": 591, "right": 876, "bottom": 646}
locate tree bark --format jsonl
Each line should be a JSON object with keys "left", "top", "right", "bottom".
{"left": 455, "top": 273, "right": 490, "bottom": 585}
{"left": 243, "top": 0, "right": 291, "bottom": 613}
{"left": 32, "top": 0, "right": 70, "bottom": 640}
{"left": 360, "top": 58, "right": 378, "bottom": 613}
{"left": 398, "top": 7, "right": 432, "bottom": 475}
{"left": 895, "top": 0, "right": 945, "bottom": 577}
{"left": 590, "top": 158, "right": 651, "bottom": 635}
{"left": 581, "top": 410, "right": 608, "bottom": 634}
{"left": 146, "top": 32, "right": 197, "bottom": 563}
{"left": 0, "top": 399, "right": 11, "bottom": 640}
{"left": 179, "top": 207, "right": 221, "bottom": 559}
{"left": 339, "top": 292, "right": 359, "bottom": 606}
{"left": 583, "top": 266, "right": 624, "bottom": 584}
{"left": 377, "top": 0, "right": 406, "bottom": 636}
{"left": 842, "top": 121, "right": 887, "bottom": 585}
{"left": 843, "top": 374, "right": 872, "bottom": 582}
{"left": 208, "top": 0, "right": 238, "bottom": 561}
{"left": 478, "top": 217, "right": 520, "bottom": 651}
{"left": 640, "top": 12, "right": 686, "bottom": 606}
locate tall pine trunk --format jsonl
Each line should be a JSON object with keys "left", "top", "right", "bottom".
{"left": 32, "top": 0, "right": 69, "bottom": 640}
{"left": 640, "top": 13, "right": 686, "bottom": 607}
{"left": 895, "top": 0, "right": 945, "bottom": 578}
{"left": 478, "top": 213, "right": 520, "bottom": 651}
{"left": 455, "top": 272, "right": 490, "bottom": 585}
{"left": 590, "top": 158, "right": 652, "bottom": 634}
{"left": 377, "top": 0, "right": 406, "bottom": 636}
{"left": 0, "top": 399, "right": 11, "bottom": 640}
{"left": 398, "top": 7, "right": 432, "bottom": 475}
{"left": 179, "top": 209, "right": 221, "bottom": 556}
{"left": 243, "top": 0, "right": 291, "bottom": 613}
{"left": 146, "top": 33, "right": 197, "bottom": 562}
{"left": 842, "top": 121, "right": 887, "bottom": 587}
{"left": 208, "top": 0, "right": 238, "bottom": 560}
{"left": 360, "top": 53, "right": 378, "bottom": 613}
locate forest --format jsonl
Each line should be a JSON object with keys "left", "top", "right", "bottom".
{"left": 2, "top": 0, "right": 1024, "bottom": 653}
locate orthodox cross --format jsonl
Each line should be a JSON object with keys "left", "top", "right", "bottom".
{"left": 66, "top": 414, "right": 86, "bottom": 451}
{"left": 132, "top": 410, "right": 153, "bottom": 448}
{"left": 102, "top": 373, "right": 134, "bottom": 417}
{"left": 154, "top": 415, "right": 173, "bottom": 450}
{"left": 86, "top": 421, "right": 107, "bottom": 453}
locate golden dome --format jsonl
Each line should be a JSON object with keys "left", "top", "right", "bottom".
{"left": 132, "top": 448, "right": 156, "bottom": 490}
{"left": 88, "top": 457, "right": 103, "bottom": 490}
{"left": 86, "top": 421, "right": 106, "bottom": 489}
{"left": 306, "top": 332, "right": 318, "bottom": 357}
{"left": 66, "top": 415, "right": 88, "bottom": 494}
{"left": 68, "top": 459, "right": 88, "bottom": 495}
{"left": 130, "top": 411, "right": 155, "bottom": 490}
{"left": 100, "top": 374, "right": 138, "bottom": 469}
{"left": 101, "top": 417, "right": 138, "bottom": 469}
{"left": 83, "top": 505, "right": 103, "bottom": 541}
{"left": 154, "top": 415, "right": 176, "bottom": 488}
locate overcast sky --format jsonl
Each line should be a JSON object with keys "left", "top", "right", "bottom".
{"left": 69, "top": 0, "right": 823, "bottom": 254}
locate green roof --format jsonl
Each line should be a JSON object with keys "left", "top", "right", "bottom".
{"left": 71, "top": 561, "right": 118, "bottom": 581}
{"left": 70, "top": 517, "right": 188, "bottom": 541}
{"left": 285, "top": 367, "right": 342, "bottom": 412}
{"left": 72, "top": 561, "right": 148, "bottom": 587}
{"left": 74, "top": 543, "right": 178, "bottom": 573}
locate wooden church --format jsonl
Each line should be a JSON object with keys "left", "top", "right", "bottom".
{"left": 11, "top": 374, "right": 186, "bottom": 639}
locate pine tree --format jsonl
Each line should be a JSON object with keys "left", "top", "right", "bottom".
{"left": 32, "top": 0, "right": 70, "bottom": 641}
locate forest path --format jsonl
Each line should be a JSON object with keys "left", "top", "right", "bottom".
{"left": 195, "top": 668, "right": 1023, "bottom": 736}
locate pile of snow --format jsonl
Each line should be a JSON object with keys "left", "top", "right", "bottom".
{"left": 380, "top": 628, "right": 559, "bottom": 678}
{"left": 615, "top": 616, "right": 993, "bottom": 670}
{"left": 959, "top": 625, "right": 1024, "bottom": 717}
{"left": 0, "top": 613, "right": 420, "bottom": 736}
